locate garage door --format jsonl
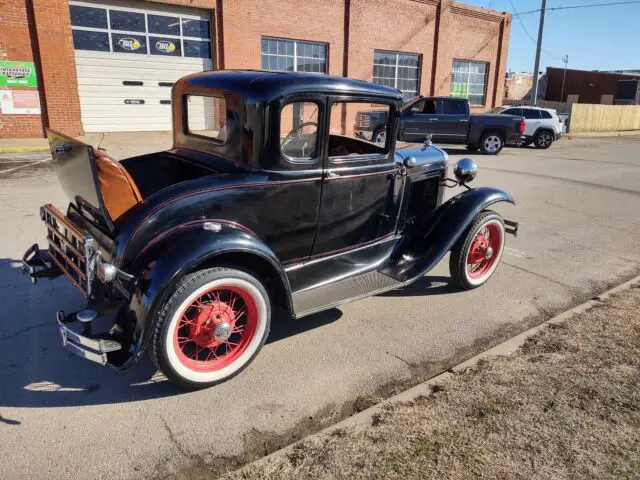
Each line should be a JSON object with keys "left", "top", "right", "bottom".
{"left": 69, "top": 0, "right": 215, "bottom": 132}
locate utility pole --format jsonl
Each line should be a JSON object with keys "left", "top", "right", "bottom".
{"left": 530, "top": 0, "right": 547, "bottom": 105}
{"left": 560, "top": 54, "right": 569, "bottom": 102}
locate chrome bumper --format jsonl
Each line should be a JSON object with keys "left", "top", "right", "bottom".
{"left": 56, "top": 311, "right": 121, "bottom": 365}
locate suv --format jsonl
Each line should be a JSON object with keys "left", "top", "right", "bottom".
{"left": 355, "top": 96, "right": 525, "bottom": 155}
{"left": 490, "top": 105, "right": 562, "bottom": 149}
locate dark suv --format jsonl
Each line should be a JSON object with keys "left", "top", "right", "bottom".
{"left": 355, "top": 96, "right": 525, "bottom": 155}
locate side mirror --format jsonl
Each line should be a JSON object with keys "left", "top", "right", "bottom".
{"left": 404, "top": 156, "right": 417, "bottom": 168}
{"left": 454, "top": 158, "right": 478, "bottom": 184}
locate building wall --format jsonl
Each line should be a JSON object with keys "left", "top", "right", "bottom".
{"left": 0, "top": 0, "right": 45, "bottom": 138}
{"left": 546, "top": 67, "right": 640, "bottom": 104}
{"left": 505, "top": 72, "right": 533, "bottom": 101}
{"left": 1, "top": 0, "right": 511, "bottom": 138}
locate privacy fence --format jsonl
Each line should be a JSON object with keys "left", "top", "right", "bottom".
{"left": 569, "top": 104, "right": 640, "bottom": 133}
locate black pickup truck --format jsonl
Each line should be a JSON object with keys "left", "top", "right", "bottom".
{"left": 355, "top": 96, "right": 525, "bottom": 155}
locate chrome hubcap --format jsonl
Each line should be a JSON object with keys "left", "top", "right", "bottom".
{"left": 485, "top": 246, "right": 494, "bottom": 259}
{"left": 213, "top": 322, "right": 232, "bottom": 342}
{"left": 484, "top": 136, "right": 501, "bottom": 152}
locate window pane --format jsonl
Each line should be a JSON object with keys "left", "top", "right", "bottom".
{"left": 522, "top": 108, "right": 541, "bottom": 119}
{"left": 72, "top": 30, "right": 110, "bottom": 52}
{"left": 148, "top": 14, "right": 180, "bottom": 35}
{"left": 187, "top": 95, "right": 226, "bottom": 142}
{"left": 540, "top": 110, "right": 552, "bottom": 119}
{"left": 182, "top": 19, "right": 210, "bottom": 38}
{"left": 111, "top": 33, "right": 147, "bottom": 54}
{"left": 110, "top": 10, "right": 145, "bottom": 32}
{"left": 70, "top": 5, "right": 107, "bottom": 29}
{"left": 442, "top": 99, "right": 466, "bottom": 115}
{"left": 150, "top": 37, "right": 181, "bottom": 56}
{"left": 280, "top": 102, "right": 319, "bottom": 161}
{"left": 331, "top": 102, "right": 390, "bottom": 153}
{"left": 184, "top": 40, "right": 211, "bottom": 58}
{"left": 261, "top": 38, "right": 268, "bottom": 54}
{"left": 261, "top": 54, "right": 269, "bottom": 69}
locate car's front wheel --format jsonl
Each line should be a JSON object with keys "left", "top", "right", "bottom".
{"left": 449, "top": 210, "right": 505, "bottom": 290}
{"left": 152, "top": 267, "right": 271, "bottom": 389}
{"left": 480, "top": 131, "right": 504, "bottom": 155}
{"left": 534, "top": 130, "right": 553, "bottom": 149}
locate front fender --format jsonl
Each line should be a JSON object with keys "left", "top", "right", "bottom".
{"left": 117, "top": 221, "right": 291, "bottom": 368}
{"left": 382, "top": 187, "right": 515, "bottom": 282}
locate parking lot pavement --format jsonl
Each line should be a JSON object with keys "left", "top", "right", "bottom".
{"left": 0, "top": 136, "right": 639, "bottom": 479}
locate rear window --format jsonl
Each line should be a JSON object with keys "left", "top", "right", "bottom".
{"left": 540, "top": 110, "right": 553, "bottom": 119}
{"left": 186, "top": 95, "right": 226, "bottom": 142}
{"left": 441, "top": 99, "right": 466, "bottom": 115}
{"left": 522, "top": 108, "right": 541, "bottom": 119}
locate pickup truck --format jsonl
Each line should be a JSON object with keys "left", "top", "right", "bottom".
{"left": 354, "top": 96, "right": 525, "bottom": 155}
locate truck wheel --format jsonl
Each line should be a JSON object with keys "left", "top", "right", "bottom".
{"left": 534, "top": 131, "right": 553, "bottom": 149}
{"left": 373, "top": 126, "right": 387, "bottom": 144}
{"left": 152, "top": 267, "right": 271, "bottom": 389}
{"left": 479, "top": 132, "right": 504, "bottom": 155}
{"left": 449, "top": 210, "right": 505, "bottom": 290}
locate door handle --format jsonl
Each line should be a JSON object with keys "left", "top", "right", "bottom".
{"left": 459, "top": 119, "right": 469, "bottom": 122}
{"left": 427, "top": 118, "right": 438, "bottom": 121}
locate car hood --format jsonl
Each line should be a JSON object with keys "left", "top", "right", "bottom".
{"left": 395, "top": 143, "right": 448, "bottom": 173}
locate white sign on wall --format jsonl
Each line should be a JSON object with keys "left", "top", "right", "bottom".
{"left": 0, "top": 90, "right": 41, "bottom": 115}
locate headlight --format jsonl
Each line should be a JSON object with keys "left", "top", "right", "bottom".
{"left": 454, "top": 158, "right": 478, "bottom": 184}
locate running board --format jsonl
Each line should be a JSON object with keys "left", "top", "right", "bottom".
{"left": 292, "top": 271, "right": 402, "bottom": 318}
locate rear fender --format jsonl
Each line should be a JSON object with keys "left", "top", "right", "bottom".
{"left": 381, "top": 187, "right": 514, "bottom": 282}
{"left": 116, "top": 222, "right": 292, "bottom": 368}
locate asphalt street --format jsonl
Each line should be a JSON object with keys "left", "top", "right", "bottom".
{"left": 0, "top": 135, "right": 639, "bottom": 479}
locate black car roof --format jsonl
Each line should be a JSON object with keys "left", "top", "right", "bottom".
{"left": 177, "top": 70, "right": 403, "bottom": 102}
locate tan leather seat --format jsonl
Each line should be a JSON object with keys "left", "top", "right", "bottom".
{"left": 92, "top": 148, "right": 143, "bottom": 221}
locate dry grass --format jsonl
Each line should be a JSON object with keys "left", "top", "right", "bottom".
{"left": 226, "top": 286, "right": 640, "bottom": 480}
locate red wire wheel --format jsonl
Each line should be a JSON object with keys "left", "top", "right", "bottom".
{"left": 466, "top": 223, "right": 502, "bottom": 280}
{"left": 449, "top": 211, "right": 506, "bottom": 290}
{"left": 172, "top": 285, "right": 258, "bottom": 372}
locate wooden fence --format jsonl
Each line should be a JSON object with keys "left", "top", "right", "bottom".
{"left": 569, "top": 104, "right": 640, "bottom": 133}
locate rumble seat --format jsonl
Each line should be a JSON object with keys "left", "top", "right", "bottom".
{"left": 93, "top": 148, "right": 143, "bottom": 221}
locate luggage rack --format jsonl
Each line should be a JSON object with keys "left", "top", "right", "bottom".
{"left": 22, "top": 204, "right": 97, "bottom": 297}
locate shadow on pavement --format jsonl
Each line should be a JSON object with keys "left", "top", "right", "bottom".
{"left": 378, "top": 275, "right": 458, "bottom": 297}
{"left": 0, "top": 259, "right": 342, "bottom": 409}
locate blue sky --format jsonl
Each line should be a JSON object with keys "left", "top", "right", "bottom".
{"left": 463, "top": 0, "right": 640, "bottom": 72}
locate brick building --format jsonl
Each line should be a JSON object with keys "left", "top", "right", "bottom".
{"left": 0, "top": 0, "right": 511, "bottom": 138}
{"left": 545, "top": 67, "right": 640, "bottom": 104}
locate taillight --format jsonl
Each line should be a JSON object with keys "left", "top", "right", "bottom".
{"left": 519, "top": 119, "right": 526, "bottom": 133}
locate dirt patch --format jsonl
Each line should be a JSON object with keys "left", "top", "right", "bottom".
{"left": 223, "top": 285, "right": 640, "bottom": 480}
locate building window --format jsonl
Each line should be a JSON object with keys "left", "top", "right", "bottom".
{"left": 69, "top": 3, "right": 212, "bottom": 59}
{"left": 372, "top": 51, "right": 420, "bottom": 99}
{"left": 261, "top": 38, "right": 327, "bottom": 73}
{"left": 450, "top": 60, "right": 488, "bottom": 106}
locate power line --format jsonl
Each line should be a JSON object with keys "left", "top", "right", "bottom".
{"left": 508, "top": 0, "right": 563, "bottom": 60}
{"left": 514, "top": 0, "right": 640, "bottom": 17}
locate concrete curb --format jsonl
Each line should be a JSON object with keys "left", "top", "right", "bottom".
{"left": 566, "top": 130, "right": 640, "bottom": 139}
{"left": 0, "top": 146, "right": 49, "bottom": 153}
{"left": 241, "top": 274, "right": 640, "bottom": 471}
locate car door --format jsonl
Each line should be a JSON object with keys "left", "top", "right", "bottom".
{"left": 436, "top": 98, "right": 469, "bottom": 142}
{"left": 311, "top": 98, "right": 401, "bottom": 257}
{"left": 400, "top": 98, "right": 443, "bottom": 142}
{"left": 521, "top": 108, "right": 542, "bottom": 136}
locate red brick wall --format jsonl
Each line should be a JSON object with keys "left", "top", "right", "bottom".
{"left": 433, "top": 2, "right": 510, "bottom": 110}
{"left": 0, "top": 0, "right": 45, "bottom": 138}
{"left": 1, "top": 0, "right": 510, "bottom": 138}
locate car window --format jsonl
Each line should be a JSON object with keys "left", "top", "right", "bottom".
{"left": 329, "top": 102, "right": 390, "bottom": 159}
{"left": 411, "top": 99, "right": 437, "bottom": 114}
{"left": 503, "top": 107, "right": 522, "bottom": 116}
{"left": 280, "top": 101, "right": 319, "bottom": 161}
{"left": 186, "top": 95, "right": 226, "bottom": 142}
{"left": 540, "top": 110, "right": 553, "bottom": 119}
{"left": 522, "top": 108, "right": 541, "bottom": 119}
{"left": 441, "top": 99, "right": 466, "bottom": 115}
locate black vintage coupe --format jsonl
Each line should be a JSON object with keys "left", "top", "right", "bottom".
{"left": 23, "top": 70, "right": 517, "bottom": 389}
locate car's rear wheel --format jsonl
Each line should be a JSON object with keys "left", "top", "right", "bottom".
{"left": 479, "top": 131, "right": 504, "bottom": 155}
{"left": 449, "top": 210, "right": 505, "bottom": 290}
{"left": 373, "top": 126, "right": 387, "bottom": 144}
{"left": 534, "top": 130, "right": 553, "bottom": 149}
{"left": 152, "top": 267, "right": 270, "bottom": 389}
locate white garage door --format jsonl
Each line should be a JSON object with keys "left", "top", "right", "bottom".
{"left": 69, "top": 0, "right": 214, "bottom": 132}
